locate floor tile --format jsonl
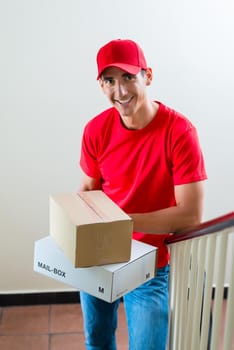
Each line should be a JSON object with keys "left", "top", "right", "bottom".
{"left": 0, "top": 335, "right": 49, "bottom": 350}
{"left": 50, "top": 304, "right": 84, "bottom": 333}
{"left": 0, "top": 305, "right": 49, "bottom": 335}
{"left": 0, "top": 300, "right": 231, "bottom": 349}
{"left": 50, "top": 333, "right": 85, "bottom": 350}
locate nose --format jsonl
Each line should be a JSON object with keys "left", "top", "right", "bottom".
{"left": 115, "top": 81, "right": 128, "bottom": 98}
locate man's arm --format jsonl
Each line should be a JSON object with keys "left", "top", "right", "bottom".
{"left": 79, "top": 171, "right": 102, "bottom": 191}
{"left": 129, "top": 181, "right": 205, "bottom": 234}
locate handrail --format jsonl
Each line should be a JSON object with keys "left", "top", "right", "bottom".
{"left": 166, "top": 211, "right": 234, "bottom": 244}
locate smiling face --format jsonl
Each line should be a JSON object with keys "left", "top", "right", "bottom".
{"left": 99, "top": 67, "right": 153, "bottom": 127}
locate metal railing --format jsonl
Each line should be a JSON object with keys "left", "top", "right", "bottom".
{"left": 167, "top": 212, "right": 234, "bottom": 350}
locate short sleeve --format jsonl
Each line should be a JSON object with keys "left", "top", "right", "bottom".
{"left": 171, "top": 126, "right": 207, "bottom": 185}
{"left": 79, "top": 124, "right": 101, "bottom": 179}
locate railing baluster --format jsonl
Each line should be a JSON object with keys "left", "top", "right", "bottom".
{"left": 168, "top": 243, "right": 177, "bottom": 350}
{"left": 200, "top": 234, "right": 216, "bottom": 349}
{"left": 191, "top": 237, "right": 206, "bottom": 350}
{"left": 179, "top": 240, "right": 191, "bottom": 350}
{"left": 186, "top": 239, "right": 200, "bottom": 349}
{"left": 223, "top": 233, "right": 234, "bottom": 350}
{"left": 210, "top": 232, "right": 228, "bottom": 350}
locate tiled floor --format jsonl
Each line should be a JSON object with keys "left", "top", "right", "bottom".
{"left": 0, "top": 302, "right": 128, "bottom": 350}
{"left": 0, "top": 301, "right": 233, "bottom": 349}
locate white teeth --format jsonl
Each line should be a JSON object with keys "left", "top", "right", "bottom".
{"left": 113, "top": 97, "right": 133, "bottom": 105}
{"left": 118, "top": 98, "right": 132, "bottom": 104}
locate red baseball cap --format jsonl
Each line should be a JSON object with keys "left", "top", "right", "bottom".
{"left": 96, "top": 39, "right": 148, "bottom": 79}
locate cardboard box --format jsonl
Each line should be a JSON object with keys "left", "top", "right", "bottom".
{"left": 34, "top": 236, "right": 157, "bottom": 303}
{"left": 50, "top": 191, "right": 133, "bottom": 267}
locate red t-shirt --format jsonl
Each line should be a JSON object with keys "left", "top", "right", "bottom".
{"left": 80, "top": 102, "right": 207, "bottom": 267}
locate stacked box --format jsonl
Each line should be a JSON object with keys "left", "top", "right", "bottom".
{"left": 50, "top": 191, "right": 133, "bottom": 267}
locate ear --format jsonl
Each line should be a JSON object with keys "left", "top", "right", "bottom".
{"left": 145, "top": 68, "right": 153, "bottom": 86}
{"left": 99, "top": 78, "right": 104, "bottom": 89}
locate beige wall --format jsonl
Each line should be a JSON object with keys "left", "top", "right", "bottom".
{"left": 1, "top": 0, "right": 233, "bottom": 293}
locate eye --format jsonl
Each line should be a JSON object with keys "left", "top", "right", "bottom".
{"left": 124, "top": 73, "right": 135, "bottom": 81}
{"left": 103, "top": 77, "right": 114, "bottom": 86}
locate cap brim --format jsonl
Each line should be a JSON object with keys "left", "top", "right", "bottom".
{"left": 97, "top": 63, "right": 141, "bottom": 79}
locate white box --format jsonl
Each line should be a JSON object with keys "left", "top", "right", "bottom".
{"left": 34, "top": 236, "right": 157, "bottom": 303}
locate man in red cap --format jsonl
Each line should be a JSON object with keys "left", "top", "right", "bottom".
{"left": 79, "top": 39, "right": 207, "bottom": 350}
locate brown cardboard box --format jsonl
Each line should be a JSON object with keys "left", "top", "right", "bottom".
{"left": 50, "top": 191, "right": 133, "bottom": 267}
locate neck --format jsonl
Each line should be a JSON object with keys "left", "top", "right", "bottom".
{"left": 121, "top": 101, "right": 159, "bottom": 130}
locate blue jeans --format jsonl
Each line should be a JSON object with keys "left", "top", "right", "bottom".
{"left": 80, "top": 265, "right": 170, "bottom": 350}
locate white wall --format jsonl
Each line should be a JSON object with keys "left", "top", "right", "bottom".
{"left": 1, "top": 0, "right": 233, "bottom": 293}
